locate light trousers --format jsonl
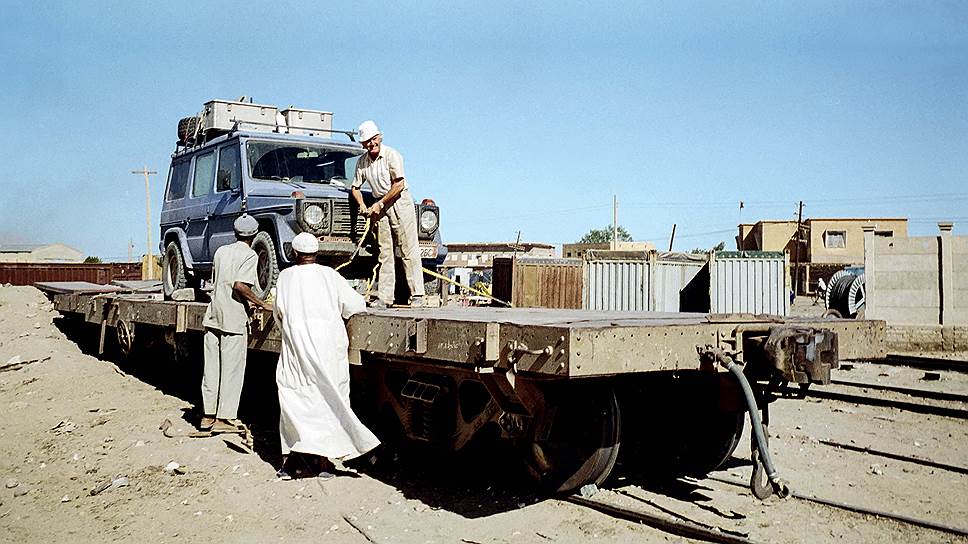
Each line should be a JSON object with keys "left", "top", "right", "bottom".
{"left": 376, "top": 191, "right": 425, "bottom": 304}
{"left": 201, "top": 327, "right": 248, "bottom": 419}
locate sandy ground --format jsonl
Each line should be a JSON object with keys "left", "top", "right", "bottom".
{"left": 0, "top": 285, "right": 965, "bottom": 543}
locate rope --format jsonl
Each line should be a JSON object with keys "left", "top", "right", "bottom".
{"left": 331, "top": 216, "right": 512, "bottom": 307}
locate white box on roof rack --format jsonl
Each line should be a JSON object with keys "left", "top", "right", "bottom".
{"left": 202, "top": 100, "right": 278, "bottom": 132}
{"left": 281, "top": 108, "right": 334, "bottom": 137}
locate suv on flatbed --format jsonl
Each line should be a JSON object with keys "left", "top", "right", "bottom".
{"left": 159, "top": 99, "right": 446, "bottom": 299}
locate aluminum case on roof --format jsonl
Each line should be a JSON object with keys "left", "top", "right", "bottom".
{"left": 281, "top": 108, "right": 334, "bottom": 137}
{"left": 201, "top": 100, "right": 279, "bottom": 132}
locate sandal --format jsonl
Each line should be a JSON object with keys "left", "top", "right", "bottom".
{"left": 199, "top": 415, "right": 215, "bottom": 431}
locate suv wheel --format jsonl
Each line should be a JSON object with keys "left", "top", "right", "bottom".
{"left": 251, "top": 231, "right": 279, "bottom": 300}
{"left": 162, "top": 241, "right": 188, "bottom": 298}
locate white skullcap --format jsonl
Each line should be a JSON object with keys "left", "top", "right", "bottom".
{"left": 292, "top": 232, "right": 319, "bottom": 254}
{"left": 357, "top": 120, "right": 381, "bottom": 142}
{"left": 233, "top": 214, "right": 259, "bottom": 237}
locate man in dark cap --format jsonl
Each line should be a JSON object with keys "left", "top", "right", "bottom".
{"left": 199, "top": 214, "right": 272, "bottom": 432}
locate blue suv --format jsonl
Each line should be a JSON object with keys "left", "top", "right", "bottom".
{"left": 159, "top": 106, "right": 446, "bottom": 300}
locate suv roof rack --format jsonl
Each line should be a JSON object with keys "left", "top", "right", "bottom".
{"left": 174, "top": 98, "right": 358, "bottom": 152}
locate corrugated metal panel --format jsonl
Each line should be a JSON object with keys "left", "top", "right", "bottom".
{"left": 583, "top": 259, "right": 650, "bottom": 311}
{"left": 710, "top": 254, "right": 789, "bottom": 315}
{"left": 582, "top": 256, "right": 705, "bottom": 312}
{"left": 653, "top": 260, "right": 704, "bottom": 312}
{"left": 0, "top": 263, "right": 142, "bottom": 286}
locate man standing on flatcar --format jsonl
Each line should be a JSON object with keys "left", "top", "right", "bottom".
{"left": 350, "top": 120, "right": 425, "bottom": 308}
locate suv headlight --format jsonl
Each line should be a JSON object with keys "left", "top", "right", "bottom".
{"left": 298, "top": 199, "right": 332, "bottom": 234}
{"left": 419, "top": 208, "right": 438, "bottom": 233}
{"left": 303, "top": 203, "right": 326, "bottom": 226}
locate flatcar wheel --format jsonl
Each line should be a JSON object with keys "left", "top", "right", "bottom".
{"left": 526, "top": 386, "right": 621, "bottom": 494}
{"left": 116, "top": 320, "right": 135, "bottom": 359}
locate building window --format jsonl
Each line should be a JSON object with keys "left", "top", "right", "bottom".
{"left": 874, "top": 230, "right": 893, "bottom": 237}
{"left": 824, "top": 230, "right": 846, "bottom": 249}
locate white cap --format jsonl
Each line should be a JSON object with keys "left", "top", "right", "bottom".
{"left": 233, "top": 214, "right": 259, "bottom": 237}
{"left": 292, "top": 232, "right": 319, "bottom": 254}
{"left": 358, "top": 120, "right": 381, "bottom": 142}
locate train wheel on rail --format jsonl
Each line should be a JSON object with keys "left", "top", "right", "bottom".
{"left": 525, "top": 385, "right": 621, "bottom": 494}
{"left": 617, "top": 372, "right": 746, "bottom": 478}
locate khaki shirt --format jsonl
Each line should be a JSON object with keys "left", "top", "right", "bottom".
{"left": 352, "top": 144, "right": 406, "bottom": 198}
{"left": 202, "top": 241, "right": 258, "bottom": 334}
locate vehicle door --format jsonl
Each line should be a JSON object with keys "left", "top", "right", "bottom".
{"left": 185, "top": 150, "right": 217, "bottom": 264}
{"left": 206, "top": 142, "right": 244, "bottom": 260}
{"left": 159, "top": 158, "right": 192, "bottom": 252}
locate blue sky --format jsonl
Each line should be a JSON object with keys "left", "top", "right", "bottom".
{"left": 1, "top": 1, "right": 965, "bottom": 259}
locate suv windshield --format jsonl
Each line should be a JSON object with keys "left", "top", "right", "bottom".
{"left": 246, "top": 141, "right": 360, "bottom": 185}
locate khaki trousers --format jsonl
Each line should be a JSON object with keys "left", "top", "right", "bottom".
{"left": 201, "top": 327, "right": 248, "bottom": 420}
{"left": 376, "top": 190, "right": 425, "bottom": 304}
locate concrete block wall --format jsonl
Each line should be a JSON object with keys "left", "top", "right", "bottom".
{"left": 865, "top": 223, "right": 967, "bottom": 351}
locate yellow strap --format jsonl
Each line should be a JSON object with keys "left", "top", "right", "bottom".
{"left": 331, "top": 215, "right": 512, "bottom": 307}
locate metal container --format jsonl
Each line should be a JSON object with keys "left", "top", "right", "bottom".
{"left": 652, "top": 254, "right": 705, "bottom": 312}
{"left": 584, "top": 253, "right": 650, "bottom": 311}
{"left": 201, "top": 100, "right": 278, "bottom": 132}
{"left": 709, "top": 251, "right": 789, "bottom": 315}
{"left": 582, "top": 251, "right": 705, "bottom": 312}
{"left": 493, "top": 257, "right": 583, "bottom": 309}
{"left": 281, "top": 108, "right": 334, "bottom": 137}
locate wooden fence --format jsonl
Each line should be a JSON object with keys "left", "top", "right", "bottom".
{"left": 0, "top": 263, "right": 143, "bottom": 286}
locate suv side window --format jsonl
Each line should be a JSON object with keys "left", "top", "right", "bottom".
{"left": 192, "top": 151, "right": 216, "bottom": 198}
{"left": 217, "top": 145, "right": 242, "bottom": 192}
{"left": 166, "top": 160, "right": 190, "bottom": 200}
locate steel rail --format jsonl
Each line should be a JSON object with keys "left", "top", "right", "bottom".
{"left": 817, "top": 439, "right": 968, "bottom": 475}
{"left": 784, "top": 386, "right": 968, "bottom": 420}
{"left": 830, "top": 379, "right": 968, "bottom": 403}
{"left": 565, "top": 495, "right": 764, "bottom": 544}
{"left": 706, "top": 476, "right": 968, "bottom": 537}
{"left": 883, "top": 354, "right": 968, "bottom": 374}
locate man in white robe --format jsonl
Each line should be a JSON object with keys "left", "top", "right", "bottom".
{"left": 274, "top": 233, "right": 380, "bottom": 478}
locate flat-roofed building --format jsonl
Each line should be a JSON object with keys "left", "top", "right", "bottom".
{"left": 443, "top": 242, "right": 555, "bottom": 270}
{"left": 562, "top": 241, "right": 655, "bottom": 259}
{"left": 737, "top": 217, "right": 908, "bottom": 293}
{"left": 0, "top": 243, "right": 85, "bottom": 263}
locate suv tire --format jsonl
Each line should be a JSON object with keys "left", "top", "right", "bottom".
{"left": 177, "top": 116, "right": 199, "bottom": 144}
{"left": 162, "top": 241, "right": 188, "bottom": 299}
{"left": 251, "top": 231, "right": 279, "bottom": 300}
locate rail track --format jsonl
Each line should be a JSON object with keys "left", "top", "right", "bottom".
{"left": 882, "top": 354, "right": 968, "bottom": 373}
{"left": 788, "top": 385, "right": 968, "bottom": 419}
{"left": 829, "top": 378, "right": 968, "bottom": 403}
{"left": 785, "top": 356, "right": 968, "bottom": 419}
{"left": 566, "top": 478, "right": 968, "bottom": 544}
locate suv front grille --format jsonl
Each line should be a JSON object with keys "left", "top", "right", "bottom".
{"left": 332, "top": 199, "right": 365, "bottom": 237}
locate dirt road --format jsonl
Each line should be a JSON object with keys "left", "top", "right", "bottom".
{"left": 1, "top": 285, "right": 965, "bottom": 543}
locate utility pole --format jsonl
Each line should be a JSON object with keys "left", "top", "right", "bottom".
{"left": 668, "top": 223, "right": 676, "bottom": 251}
{"left": 611, "top": 195, "right": 618, "bottom": 250}
{"left": 127, "top": 238, "right": 134, "bottom": 262}
{"left": 132, "top": 166, "right": 158, "bottom": 279}
{"left": 793, "top": 200, "right": 804, "bottom": 297}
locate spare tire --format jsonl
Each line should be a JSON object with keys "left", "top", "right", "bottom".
{"left": 177, "top": 116, "right": 200, "bottom": 144}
